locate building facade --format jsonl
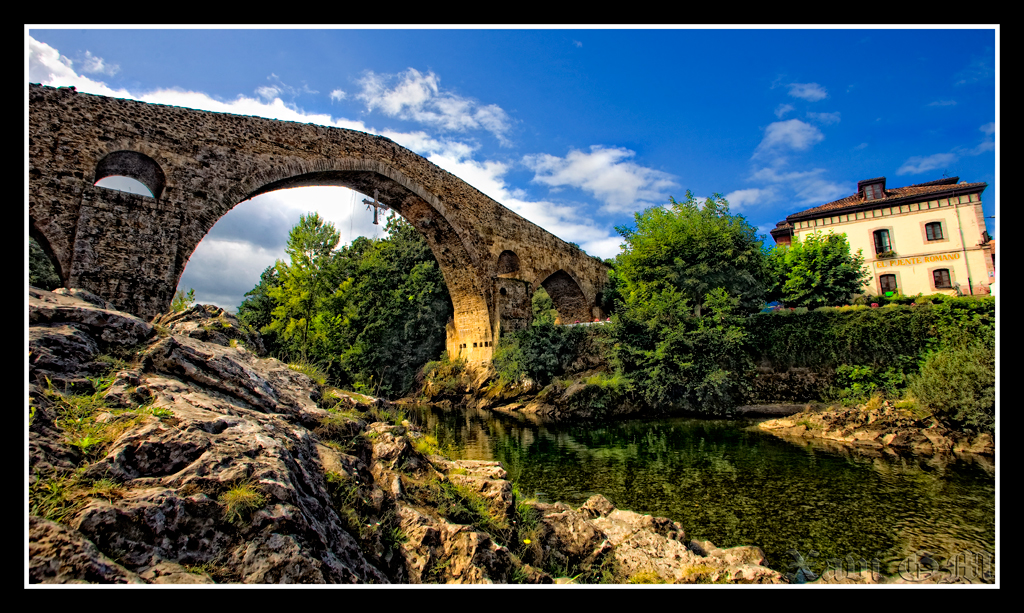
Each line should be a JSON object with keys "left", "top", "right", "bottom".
{"left": 770, "top": 176, "right": 993, "bottom": 297}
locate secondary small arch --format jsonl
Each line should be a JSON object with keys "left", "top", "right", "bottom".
{"left": 497, "top": 250, "right": 521, "bottom": 275}
{"left": 94, "top": 150, "right": 165, "bottom": 199}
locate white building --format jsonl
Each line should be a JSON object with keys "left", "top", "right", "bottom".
{"left": 770, "top": 176, "right": 993, "bottom": 297}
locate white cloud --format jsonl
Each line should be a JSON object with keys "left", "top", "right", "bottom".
{"left": 747, "top": 167, "right": 849, "bottom": 205}
{"left": 29, "top": 37, "right": 133, "bottom": 98}
{"left": 753, "top": 119, "right": 825, "bottom": 159}
{"left": 854, "top": 142, "right": 869, "bottom": 150}
{"left": 774, "top": 104, "right": 794, "bottom": 118}
{"left": 896, "top": 153, "right": 958, "bottom": 175}
{"left": 980, "top": 122, "right": 995, "bottom": 135}
{"left": 573, "top": 40, "right": 583, "bottom": 48}
{"left": 330, "top": 88, "right": 346, "bottom": 102}
{"left": 81, "top": 50, "right": 118, "bottom": 76}
{"left": 725, "top": 187, "right": 775, "bottom": 209}
{"left": 928, "top": 100, "right": 957, "bottom": 107}
{"left": 356, "top": 68, "right": 513, "bottom": 144}
{"left": 255, "top": 85, "right": 281, "bottom": 101}
{"left": 523, "top": 145, "right": 677, "bottom": 214}
{"left": 807, "top": 111, "right": 841, "bottom": 125}
{"left": 787, "top": 82, "right": 828, "bottom": 101}
{"left": 423, "top": 150, "right": 623, "bottom": 258}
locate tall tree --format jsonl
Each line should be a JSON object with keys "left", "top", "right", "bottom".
{"left": 265, "top": 213, "right": 341, "bottom": 362}
{"left": 325, "top": 215, "right": 453, "bottom": 397}
{"left": 610, "top": 193, "right": 766, "bottom": 414}
{"left": 769, "top": 231, "right": 870, "bottom": 307}
{"left": 615, "top": 191, "right": 769, "bottom": 318}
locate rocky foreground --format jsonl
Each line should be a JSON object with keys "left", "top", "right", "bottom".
{"left": 28, "top": 287, "right": 785, "bottom": 585}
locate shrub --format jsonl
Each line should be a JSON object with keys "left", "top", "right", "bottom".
{"left": 908, "top": 340, "right": 995, "bottom": 433}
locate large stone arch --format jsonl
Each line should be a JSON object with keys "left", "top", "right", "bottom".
{"left": 28, "top": 84, "right": 611, "bottom": 364}
{"left": 177, "top": 159, "right": 495, "bottom": 364}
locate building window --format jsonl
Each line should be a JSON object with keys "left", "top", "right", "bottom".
{"left": 879, "top": 274, "right": 897, "bottom": 293}
{"left": 933, "top": 269, "right": 952, "bottom": 289}
{"left": 925, "top": 222, "right": 943, "bottom": 241}
{"left": 873, "top": 229, "right": 892, "bottom": 254}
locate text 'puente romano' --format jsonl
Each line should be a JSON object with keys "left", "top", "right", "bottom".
{"left": 29, "top": 84, "right": 610, "bottom": 362}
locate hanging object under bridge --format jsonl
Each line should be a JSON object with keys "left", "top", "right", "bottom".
{"left": 362, "top": 189, "right": 390, "bottom": 225}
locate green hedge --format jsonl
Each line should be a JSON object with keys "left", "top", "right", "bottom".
{"left": 746, "top": 296, "right": 994, "bottom": 371}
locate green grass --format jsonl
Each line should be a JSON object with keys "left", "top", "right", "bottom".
{"left": 219, "top": 481, "right": 266, "bottom": 524}
{"left": 287, "top": 361, "right": 328, "bottom": 387}
{"left": 29, "top": 470, "right": 128, "bottom": 525}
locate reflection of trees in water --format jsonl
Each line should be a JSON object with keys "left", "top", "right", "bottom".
{"left": 409, "top": 404, "right": 994, "bottom": 576}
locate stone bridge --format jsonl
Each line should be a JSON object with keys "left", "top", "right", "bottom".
{"left": 28, "top": 84, "right": 611, "bottom": 363}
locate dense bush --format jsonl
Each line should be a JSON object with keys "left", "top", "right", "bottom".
{"left": 492, "top": 322, "right": 587, "bottom": 387}
{"left": 908, "top": 338, "right": 995, "bottom": 433}
{"left": 745, "top": 297, "right": 994, "bottom": 372}
{"left": 613, "top": 287, "right": 753, "bottom": 415}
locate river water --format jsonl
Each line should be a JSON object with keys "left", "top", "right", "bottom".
{"left": 407, "top": 404, "right": 996, "bottom": 580}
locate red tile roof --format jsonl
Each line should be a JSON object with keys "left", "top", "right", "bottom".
{"left": 785, "top": 176, "right": 988, "bottom": 221}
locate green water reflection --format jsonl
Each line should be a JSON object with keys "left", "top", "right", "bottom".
{"left": 408, "top": 404, "right": 995, "bottom": 577}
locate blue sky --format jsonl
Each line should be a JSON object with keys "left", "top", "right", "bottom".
{"left": 27, "top": 27, "right": 998, "bottom": 312}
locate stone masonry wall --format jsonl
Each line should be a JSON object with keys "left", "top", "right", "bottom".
{"left": 29, "top": 84, "right": 610, "bottom": 363}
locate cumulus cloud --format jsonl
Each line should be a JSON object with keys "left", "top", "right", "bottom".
{"left": 724, "top": 187, "right": 775, "bottom": 209}
{"left": 330, "top": 88, "right": 346, "bottom": 102}
{"left": 753, "top": 119, "right": 825, "bottom": 159}
{"left": 774, "top": 104, "right": 794, "bottom": 118}
{"left": 523, "top": 145, "right": 678, "bottom": 214}
{"left": 807, "top": 111, "right": 841, "bottom": 125}
{"left": 896, "top": 153, "right": 958, "bottom": 175}
{"left": 356, "top": 68, "right": 513, "bottom": 144}
{"left": 787, "top": 82, "right": 828, "bottom": 101}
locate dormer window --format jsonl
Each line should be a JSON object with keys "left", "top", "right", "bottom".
{"left": 858, "top": 177, "right": 886, "bottom": 201}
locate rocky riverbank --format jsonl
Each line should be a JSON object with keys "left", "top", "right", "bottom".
{"left": 757, "top": 400, "right": 994, "bottom": 458}
{"left": 28, "top": 287, "right": 786, "bottom": 585}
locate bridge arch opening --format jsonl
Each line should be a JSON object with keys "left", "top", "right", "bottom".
{"left": 29, "top": 227, "right": 64, "bottom": 290}
{"left": 94, "top": 150, "right": 165, "bottom": 198}
{"left": 497, "top": 250, "right": 520, "bottom": 276}
{"left": 540, "top": 269, "right": 591, "bottom": 324}
{"left": 178, "top": 165, "right": 495, "bottom": 364}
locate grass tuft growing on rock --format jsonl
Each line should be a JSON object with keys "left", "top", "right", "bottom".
{"left": 220, "top": 481, "right": 266, "bottom": 524}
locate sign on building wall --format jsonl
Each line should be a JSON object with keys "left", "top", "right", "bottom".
{"left": 874, "top": 252, "right": 961, "bottom": 268}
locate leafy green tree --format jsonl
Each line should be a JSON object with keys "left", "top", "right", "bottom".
{"left": 29, "top": 236, "right": 61, "bottom": 290}
{"left": 323, "top": 215, "right": 453, "bottom": 397}
{"left": 237, "top": 265, "right": 283, "bottom": 353}
{"left": 265, "top": 213, "right": 341, "bottom": 362}
{"left": 531, "top": 286, "right": 559, "bottom": 325}
{"left": 615, "top": 191, "right": 769, "bottom": 317}
{"left": 769, "top": 231, "right": 870, "bottom": 308}
{"left": 610, "top": 193, "right": 766, "bottom": 414}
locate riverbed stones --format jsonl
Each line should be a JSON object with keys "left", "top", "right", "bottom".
{"left": 759, "top": 402, "right": 994, "bottom": 457}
